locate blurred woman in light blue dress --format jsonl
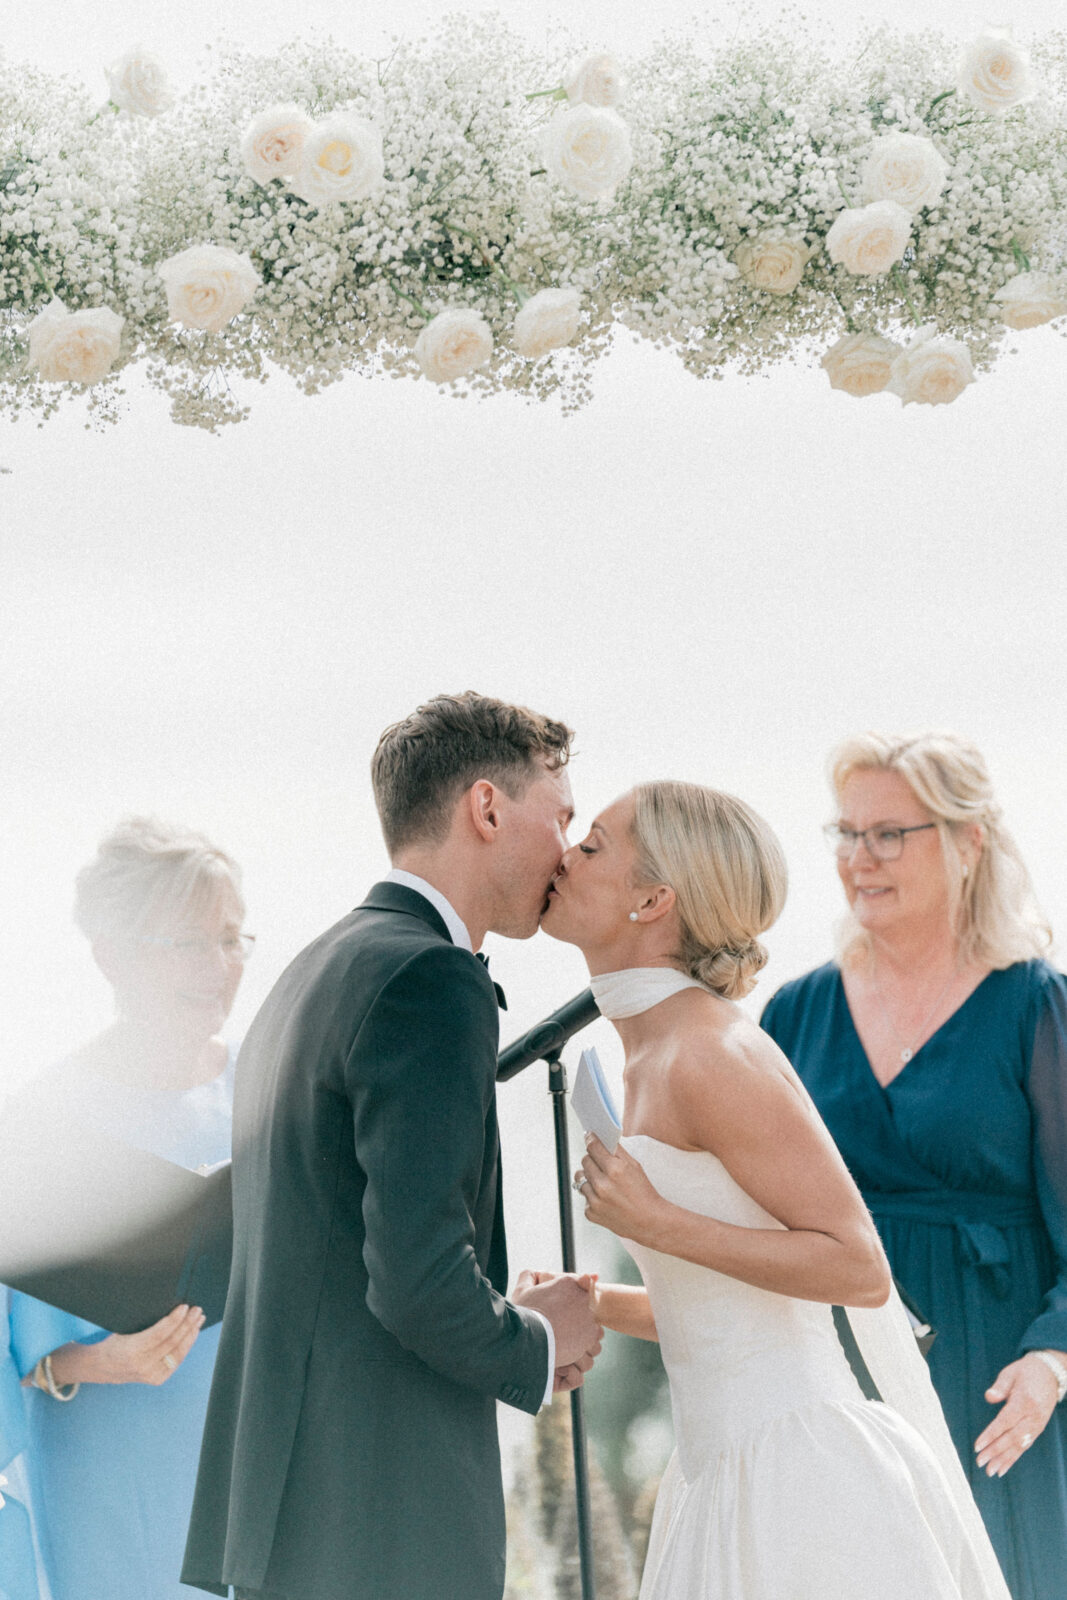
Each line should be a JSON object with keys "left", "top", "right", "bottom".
{"left": 3, "top": 817, "right": 252, "bottom": 1600}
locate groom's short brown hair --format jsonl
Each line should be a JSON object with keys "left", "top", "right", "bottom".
{"left": 372, "top": 692, "right": 574, "bottom": 855}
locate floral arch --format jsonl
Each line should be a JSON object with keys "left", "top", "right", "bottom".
{"left": 2, "top": 17, "right": 1066, "bottom": 429}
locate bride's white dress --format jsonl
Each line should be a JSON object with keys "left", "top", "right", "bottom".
{"left": 623, "top": 1133, "right": 1010, "bottom": 1600}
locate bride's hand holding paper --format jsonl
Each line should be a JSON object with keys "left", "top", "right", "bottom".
{"left": 576, "top": 1133, "right": 670, "bottom": 1244}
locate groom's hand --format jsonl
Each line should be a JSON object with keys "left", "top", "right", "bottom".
{"left": 513, "top": 1269, "right": 603, "bottom": 1372}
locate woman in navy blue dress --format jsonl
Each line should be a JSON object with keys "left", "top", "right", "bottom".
{"left": 761, "top": 732, "right": 1067, "bottom": 1600}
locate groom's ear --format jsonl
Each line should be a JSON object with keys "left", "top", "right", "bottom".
{"left": 467, "top": 779, "right": 502, "bottom": 842}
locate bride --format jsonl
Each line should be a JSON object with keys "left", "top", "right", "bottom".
{"left": 541, "top": 780, "right": 1010, "bottom": 1600}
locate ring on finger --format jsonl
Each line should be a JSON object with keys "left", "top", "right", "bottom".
{"left": 1021, "top": 1431, "right": 1033, "bottom": 1448}
{"left": 573, "top": 1175, "right": 589, "bottom": 1195}
{"left": 162, "top": 1353, "right": 177, "bottom": 1372}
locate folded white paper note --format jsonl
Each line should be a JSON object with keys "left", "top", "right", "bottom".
{"left": 570, "top": 1046, "right": 622, "bottom": 1153}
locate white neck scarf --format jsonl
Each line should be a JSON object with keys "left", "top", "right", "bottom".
{"left": 590, "top": 966, "right": 708, "bottom": 1019}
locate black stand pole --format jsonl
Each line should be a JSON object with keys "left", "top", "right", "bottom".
{"left": 546, "top": 1049, "right": 598, "bottom": 1600}
{"left": 497, "top": 991, "right": 602, "bottom": 1600}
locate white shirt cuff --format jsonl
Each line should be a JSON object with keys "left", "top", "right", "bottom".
{"left": 526, "top": 1308, "right": 555, "bottom": 1408}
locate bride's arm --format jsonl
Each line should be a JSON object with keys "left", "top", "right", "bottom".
{"left": 578, "top": 1028, "right": 891, "bottom": 1310}
{"left": 591, "top": 1283, "right": 658, "bottom": 1342}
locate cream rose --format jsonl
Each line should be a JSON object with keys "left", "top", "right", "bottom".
{"left": 541, "top": 105, "right": 632, "bottom": 201}
{"left": 28, "top": 300, "right": 124, "bottom": 384}
{"left": 414, "top": 309, "right": 494, "bottom": 383}
{"left": 290, "top": 115, "right": 385, "bottom": 207}
{"left": 104, "top": 49, "right": 174, "bottom": 117}
{"left": 512, "top": 287, "right": 581, "bottom": 359}
{"left": 820, "top": 332, "right": 900, "bottom": 397}
{"left": 887, "top": 325, "right": 975, "bottom": 406}
{"left": 993, "top": 270, "right": 1067, "bottom": 329}
{"left": 565, "top": 53, "right": 625, "bottom": 108}
{"left": 734, "top": 235, "right": 810, "bottom": 296}
{"left": 158, "top": 245, "right": 260, "bottom": 333}
{"left": 241, "top": 104, "right": 312, "bottom": 186}
{"left": 861, "top": 133, "right": 948, "bottom": 215}
{"left": 956, "top": 29, "right": 1037, "bottom": 115}
{"left": 826, "top": 201, "right": 911, "bottom": 276}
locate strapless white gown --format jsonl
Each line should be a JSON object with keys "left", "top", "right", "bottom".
{"left": 622, "top": 1134, "right": 1010, "bottom": 1600}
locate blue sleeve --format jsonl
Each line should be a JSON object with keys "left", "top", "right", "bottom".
{"left": 0, "top": 1294, "right": 41, "bottom": 1600}
{"left": 1017, "top": 966, "right": 1067, "bottom": 1356}
{"left": 7, "top": 1290, "right": 107, "bottom": 1380}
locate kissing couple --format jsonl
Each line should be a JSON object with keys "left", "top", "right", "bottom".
{"left": 182, "top": 692, "right": 1011, "bottom": 1600}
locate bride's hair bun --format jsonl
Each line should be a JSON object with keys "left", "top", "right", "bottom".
{"left": 629, "top": 782, "right": 787, "bottom": 1001}
{"left": 689, "top": 939, "right": 769, "bottom": 1001}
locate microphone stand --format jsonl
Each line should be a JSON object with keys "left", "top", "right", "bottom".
{"left": 498, "top": 990, "right": 601, "bottom": 1600}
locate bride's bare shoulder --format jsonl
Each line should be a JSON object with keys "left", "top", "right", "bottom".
{"left": 671, "top": 995, "right": 802, "bottom": 1104}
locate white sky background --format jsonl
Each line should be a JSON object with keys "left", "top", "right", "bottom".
{"left": 3, "top": 0, "right": 1067, "bottom": 1471}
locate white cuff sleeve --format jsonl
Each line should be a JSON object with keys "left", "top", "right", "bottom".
{"left": 526, "top": 1308, "right": 555, "bottom": 1408}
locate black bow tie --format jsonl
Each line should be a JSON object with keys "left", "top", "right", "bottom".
{"left": 475, "top": 951, "right": 508, "bottom": 1011}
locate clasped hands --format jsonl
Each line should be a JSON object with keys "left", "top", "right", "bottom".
{"left": 513, "top": 1268, "right": 603, "bottom": 1394}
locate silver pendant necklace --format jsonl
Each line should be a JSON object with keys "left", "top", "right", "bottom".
{"left": 874, "top": 965, "right": 959, "bottom": 1065}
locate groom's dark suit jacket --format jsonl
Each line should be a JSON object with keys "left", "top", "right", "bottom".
{"left": 182, "top": 882, "right": 549, "bottom": 1600}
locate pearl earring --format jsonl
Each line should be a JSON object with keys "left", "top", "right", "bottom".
{"left": 962, "top": 864, "right": 969, "bottom": 879}
{"left": 629, "top": 912, "right": 639, "bottom": 922}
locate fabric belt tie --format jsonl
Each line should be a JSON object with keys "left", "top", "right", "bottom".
{"left": 863, "top": 1191, "right": 1042, "bottom": 1301}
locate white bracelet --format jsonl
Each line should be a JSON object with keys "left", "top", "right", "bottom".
{"left": 1031, "top": 1349, "right": 1067, "bottom": 1404}
{"left": 42, "top": 1353, "right": 79, "bottom": 1402}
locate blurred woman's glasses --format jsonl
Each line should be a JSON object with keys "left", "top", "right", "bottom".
{"left": 822, "top": 822, "right": 936, "bottom": 862}
{"left": 133, "top": 932, "right": 256, "bottom": 963}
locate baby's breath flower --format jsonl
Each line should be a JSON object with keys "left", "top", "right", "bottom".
{"left": 0, "top": 16, "right": 1065, "bottom": 427}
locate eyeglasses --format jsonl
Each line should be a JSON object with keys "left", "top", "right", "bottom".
{"left": 822, "top": 822, "right": 937, "bottom": 862}
{"left": 134, "top": 932, "right": 256, "bottom": 963}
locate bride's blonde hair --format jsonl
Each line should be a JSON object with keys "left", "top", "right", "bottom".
{"left": 830, "top": 730, "right": 1051, "bottom": 970}
{"left": 629, "top": 781, "right": 787, "bottom": 999}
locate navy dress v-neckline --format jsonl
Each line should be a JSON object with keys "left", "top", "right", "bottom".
{"left": 835, "top": 966, "right": 997, "bottom": 1092}
{"left": 762, "top": 959, "right": 1067, "bottom": 1600}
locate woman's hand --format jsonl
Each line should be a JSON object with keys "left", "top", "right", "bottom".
{"left": 41, "top": 1304, "right": 206, "bottom": 1389}
{"left": 975, "top": 1352, "right": 1062, "bottom": 1476}
{"left": 575, "top": 1135, "right": 670, "bottom": 1245}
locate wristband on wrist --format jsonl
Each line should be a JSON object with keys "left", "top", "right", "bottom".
{"left": 1031, "top": 1349, "right": 1067, "bottom": 1404}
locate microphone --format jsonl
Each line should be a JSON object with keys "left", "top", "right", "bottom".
{"left": 496, "top": 989, "right": 601, "bottom": 1081}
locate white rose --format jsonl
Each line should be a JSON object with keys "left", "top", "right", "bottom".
{"left": 826, "top": 201, "right": 911, "bottom": 276}
{"left": 541, "top": 105, "right": 632, "bottom": 201}
{"left": 28, "top": 299, "right": 124, "bottom": 384}
{"left": 956, "top": 29, "right": 1037, "bottom": 115}
{"left": 820, "top": 332, "right": 900, "bottom": 398}
{"left": 290, "top": 115, "right": 385, "bottom": 207}
{"left": 992, "top": 270, "right": 1067, "bottom": 330}
{"left": 104, "top": 49, "right": 174, "bottom": 117}
{"left": 861, "top": 133, "right": 948, "bottom": 215}
{"left": 158, "top": 245, "right": 260, "bottom": 333}
{"left": 414, "top": 309, "right": 494, "bottom": 384}
{"left": 887, "top": 325, "right": 975, "bottom": 406}
{"left": 565, "top": 53, "right": 625, "bottom": 108}
{"left": 241, "top": 104, "right": 312, "bottom": 186}
{"left": 734, "top": 235, "right": 809, "bottom": 296}
{"left": 512, "top": 287, "right": 582, "bottom": 359}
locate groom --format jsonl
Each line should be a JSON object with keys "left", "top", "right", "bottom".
{"left": 182, "top": 692, "right": 602, "bottom": 1600}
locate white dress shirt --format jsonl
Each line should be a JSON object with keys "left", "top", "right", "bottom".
{"left": 382, "top": 869, "right": 555, "bottom": 1406}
